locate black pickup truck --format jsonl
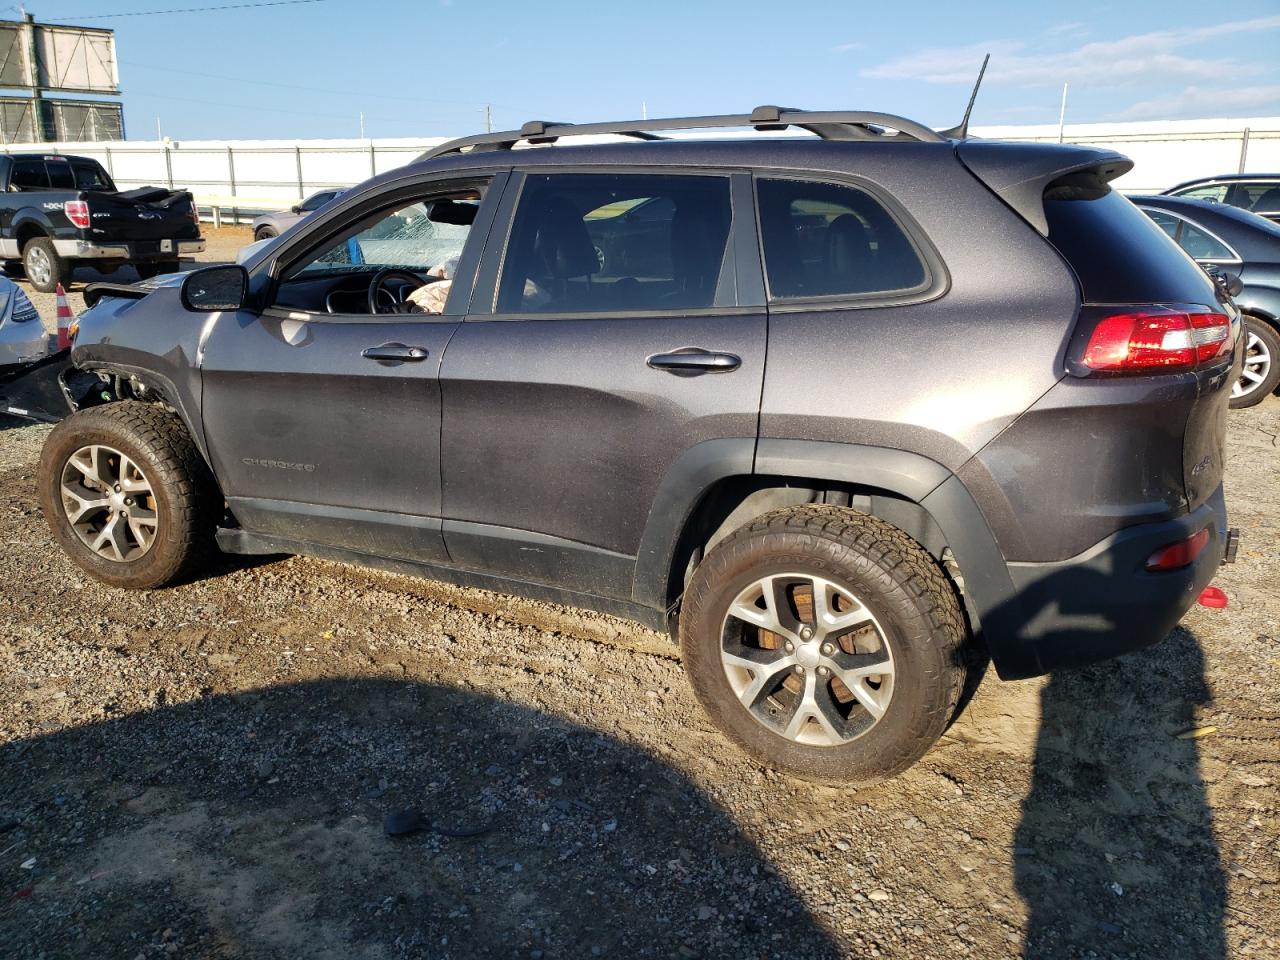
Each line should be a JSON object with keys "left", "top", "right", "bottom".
{"left": 0, "top": 153, "right": 205, "bottom": 292}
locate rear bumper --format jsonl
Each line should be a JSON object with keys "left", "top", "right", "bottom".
{"left": 52, "top": 238, "right": 206, "bottom": 262}
{"left": 991, "top": 484, "right": 1229, "bottom": 679}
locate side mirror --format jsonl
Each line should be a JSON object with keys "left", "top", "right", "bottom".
{"left": 180, "top": 264, "right": 248, "bottom": 312}
{"left": 290, "top": 204, "right": 303, "bottom": 214}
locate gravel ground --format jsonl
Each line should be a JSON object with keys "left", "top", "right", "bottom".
{"left": 0, "top": 247, "right": 1276, "bottom": 957}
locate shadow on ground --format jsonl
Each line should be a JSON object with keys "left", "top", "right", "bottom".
{"left": 0, "top": 678, "right": 842, "bottom": 959}
{"left": 1016, "top": 626, "right": 1226, "bottom": 958}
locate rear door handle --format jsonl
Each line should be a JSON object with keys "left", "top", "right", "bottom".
{"left": 646, "top": 348, "right": 741, "bottom": 375}
{"left": 362, "top": 342, "right": 429, "bottom": 364}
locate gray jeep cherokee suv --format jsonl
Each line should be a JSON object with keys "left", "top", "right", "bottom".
{"left": 38, "top": 108, "right": 1242, "bottom": 782}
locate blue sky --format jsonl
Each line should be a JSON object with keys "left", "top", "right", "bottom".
{"left": 22, "top": 0, "right": 1280, "bottom": 140}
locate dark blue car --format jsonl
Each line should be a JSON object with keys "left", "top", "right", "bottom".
{"left": 1135, "top": 194, "right": 1280, "bottom": 407}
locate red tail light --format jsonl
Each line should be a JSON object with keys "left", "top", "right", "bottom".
{"left": 65, "top": 199, "right": 90, "bottom": 229}
{"left": 1078, "top": 307, "right": 1230, "bottom": 374}
{"left": 1145, "top": 527, "right": 1210, "bottom": 571}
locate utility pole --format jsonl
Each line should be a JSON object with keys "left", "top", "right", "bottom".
{"left": 642, "top": 100, "right": 647, "bottom": 120}
{"left": 155, "top": 116, "right": 162, "bottom": 141}
{"left": 359, "top": 111, "right": 365, "bottom": 139}
{"left": 1057, "top": 83, "right": 1068, "bottom": 144}
{"left": 485, "top": 104, "right": 492, "bottom": 133}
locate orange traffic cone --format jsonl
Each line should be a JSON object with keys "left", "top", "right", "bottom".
{"left": 55, "top": 283, "right": 74, "bottom": 350}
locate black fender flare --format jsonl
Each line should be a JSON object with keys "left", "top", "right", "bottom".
{"left": 11, "top": 209, "right": 56, "bottom": 247}
{"left": 633, "top": 437, "right": 1033, "bottom": 679}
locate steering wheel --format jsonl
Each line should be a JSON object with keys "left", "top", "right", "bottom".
{"left": 367, "top": 268, "right": 427, "bottom": 315}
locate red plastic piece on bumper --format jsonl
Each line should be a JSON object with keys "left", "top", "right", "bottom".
{"left": 1197, "top": 586, "right": 1228, "bottom": 609}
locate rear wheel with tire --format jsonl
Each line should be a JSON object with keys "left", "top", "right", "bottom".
{"left": 254, "top": 226, "right": 278, "bottom": 242}
{"left": 679, "top": 505, "right": 967, "bottom": 783}
{"left": 1230, "top": 316, "right": 1280, "bottom": 408}
{"left": 38, "top": 402, "right": 220, "bottom": 589}
{"left": 22, "top": 237, "right": 68, "bottom": 293}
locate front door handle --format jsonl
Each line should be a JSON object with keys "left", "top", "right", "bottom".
{"left": 362, "top": 342, "right": 429, "bottom": 364}
{"left": 646, "top": 347, "right": 741, "bottom": 375}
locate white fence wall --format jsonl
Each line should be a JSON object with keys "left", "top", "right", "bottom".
{"left": 7, "top": 117, "right": 1278, "bottom": 222}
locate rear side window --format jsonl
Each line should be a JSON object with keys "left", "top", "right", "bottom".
{"left": 756, "top": 178, "right": 926, "bottom": 300}
{"left": 1043, "top": 186, "right": 1216, "bottom": 304}
{"left": 1177, "top": 221, "right": 1235, "bottom": 261}
{"left": 71, "top": 161, "right": 112, "bottom": 191}
{"left": 10, "top": 158, "right": 48, "bottom": 191}
{"left": 497, "top": 173, "right": 733, "bottom": 314}
{"left": 46, "top": 162, "right": 75, "bottom": 190}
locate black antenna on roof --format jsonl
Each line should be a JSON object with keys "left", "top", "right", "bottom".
{"left": 941, "top": 53, "right": 989, "bottom": 140}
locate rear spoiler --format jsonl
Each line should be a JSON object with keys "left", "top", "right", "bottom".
{"left": 956, "top": 141, "right": 1133, "bottom": 236}
{"left": 83, "top": 281, "right": 150, "bottom": 309}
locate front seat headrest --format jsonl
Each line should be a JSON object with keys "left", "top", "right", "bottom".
{"left": 531, "top": 195, "right": 600, "bottom": 280}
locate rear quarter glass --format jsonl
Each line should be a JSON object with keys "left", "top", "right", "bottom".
{"left": 1044, "top": 190, "right": 1218, "bottom": 304}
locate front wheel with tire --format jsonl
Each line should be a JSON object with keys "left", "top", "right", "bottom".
{"left": 1230, "top": 317, "right": 1280, "bottom": 408}
{"left": 22, "top": 237, "right": 68, "bottom": 293}
{"left": 679, "top": 505, "right": 967, "bottom": 783}
{"left": 38, "top": 402, "right": 219, "bottom": 589}
{"left": 254, "top": 227, "right": 278, "bottom": 243}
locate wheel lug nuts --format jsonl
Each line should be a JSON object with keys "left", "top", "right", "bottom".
{"left": 794, "top": 665, "right": 805, "bottom": 675}
{"left": 817, "top": 666, "right": 830, "bottom": 677}
{"left": 799, "top": 626, "right": 814, "bottom": 641}
{"left": 784, "top": 641, "right": 794, "bottom": 653}
{"left": 821, "top": 643, "right": 834, "bottom": 656}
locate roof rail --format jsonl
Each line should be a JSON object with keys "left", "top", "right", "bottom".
{"left": 418, "top": 106, "right": 946, "bottom": 162}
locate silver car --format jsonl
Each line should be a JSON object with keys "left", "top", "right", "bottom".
{"left": 0, "top": 276, "right": 47, "bottom": 368}
{"left": 251, "top": 189, "right": 345, "bottom": 242}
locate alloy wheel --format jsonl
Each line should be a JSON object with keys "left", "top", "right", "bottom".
{"left": 1232, "top": 329, "right": 1272, "bottom": 400}
{"left": 26, "top": 246, "right": 51, "bottom": 287}
{"left": 719, "top": 573, "right": 895, "bottom": 747}
{"left": 59, "top": 444, "right": 160, "bottom": 562}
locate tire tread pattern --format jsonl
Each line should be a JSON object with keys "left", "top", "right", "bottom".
{"left": 39, "top": 401, "right": 219, "bottom": 589}
{"left": 680, "top": 504, "right": 967, "bottom": 783}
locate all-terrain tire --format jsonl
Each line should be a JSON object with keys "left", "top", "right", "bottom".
{"left": 22, "top": 236, "right": 68, "bottom": 293}
{"left": 38, "top": 401, "right": 220, "bottom": 589}
{"left": 679, "top": 504, "right": 967, "bottom": 783}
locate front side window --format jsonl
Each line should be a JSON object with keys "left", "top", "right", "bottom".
{"left": 1174, "top": 184, "right": 1227, "bottom": 203}
{"left": 756, "top": 178, "right": 927, "bottom": 300}
{"left": 293, "top": 194, "right": 478, "bottom": 278}
{"left": 496, "top": 173, "right": 733, "bottom": 314}
{"left": 70, "top": 161, "right": 113, "bottom": 191}
{"left": 272, "top": 186, "right": 483, "bottom": 316}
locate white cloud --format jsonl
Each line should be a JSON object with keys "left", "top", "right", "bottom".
{"left": 832, "top": 41, "right": 865, "bottom": 53}
{"left": 861, "top": 15, "right": 1280, "bottom": 87}
{"left": 1110, "top": 84, "right": 1280, "bottom": 120}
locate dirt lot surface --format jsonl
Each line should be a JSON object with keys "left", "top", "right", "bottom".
{"left": 0, "top": 254, "right": 1277, "bottom": 956}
